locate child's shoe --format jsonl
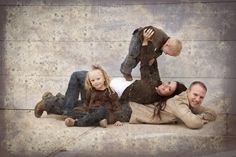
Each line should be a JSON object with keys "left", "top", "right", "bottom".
{"left": 65, "top": 118, "right": 76, "bottom": 127}
{"left": 99, "top": 119, "right": 108, "bottom": 128}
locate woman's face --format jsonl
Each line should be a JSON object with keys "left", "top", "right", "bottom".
{"left": 156, "top": 81, "right": 177, "bottom": 96}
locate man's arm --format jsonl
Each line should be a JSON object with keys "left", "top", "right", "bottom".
{"left": 192, "top": 105, "right": 217, "bottom": 121}
{"left": 169, "top": 100, "right": 205, "bottom": 129}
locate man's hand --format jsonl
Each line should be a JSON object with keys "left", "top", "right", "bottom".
{"left": 198, "top": 113, "right": 209, "bottom": 124}
{"left": 142, "top": 28, "right": 154, "bottom": 46}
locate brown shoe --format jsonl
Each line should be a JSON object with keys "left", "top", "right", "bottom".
{"left": 122, "top": 73, "right": 133, "bottom": 81}
{"left": 99, "top": 119, "right": 108, "bottom": 128}
{"left": 34, "top": 100, "right": 45, "bottom": 118}
{"left": 34, "top": 92, "right": 53, "bottom": 118}
{"left": 65, "top": 118, "right": 76, "bottom": 127}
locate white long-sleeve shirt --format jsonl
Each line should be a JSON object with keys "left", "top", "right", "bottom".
{"left": 110, "top": 77, "right": 135, "bottom": 98}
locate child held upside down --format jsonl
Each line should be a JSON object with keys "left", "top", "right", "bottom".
{"left": 64, "top": 64, "right": 123, "bottom": 128}
{"left": 120, "top": 25, "right": 182, "bottom": 81}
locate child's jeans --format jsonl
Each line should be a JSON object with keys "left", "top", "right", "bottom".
{"left": 120, "top": 28, "right": 141, "bottom": 75}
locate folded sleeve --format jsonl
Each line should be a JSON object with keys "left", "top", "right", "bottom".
{"left": 169, "top": 100, "right": 204, "bottom": 129}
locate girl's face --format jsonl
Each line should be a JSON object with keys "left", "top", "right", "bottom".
{"left": 88, "top": 69, "right": 106, "bottom": 90}
{"left": 156, "top": 81, "right": 177, "bottom": 96}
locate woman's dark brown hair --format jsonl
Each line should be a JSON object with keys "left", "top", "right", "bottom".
{"left": 153, "top": 81, "right": 187, "bottom": 119}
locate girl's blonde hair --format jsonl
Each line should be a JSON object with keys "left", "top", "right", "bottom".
{"left": 85, "top": 64, "right": 112, "bottom": 93}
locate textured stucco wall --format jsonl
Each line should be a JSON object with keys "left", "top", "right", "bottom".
{"left": 0, "top": 0, "right": 236, "bottom": 114}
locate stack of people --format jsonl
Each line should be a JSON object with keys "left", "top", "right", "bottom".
{"left": 34, "top": 26, "right": 216, "bottom": 129}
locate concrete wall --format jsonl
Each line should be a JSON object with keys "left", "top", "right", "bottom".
{"left": 0, "top": 0, "right": 236, "bottom": 114}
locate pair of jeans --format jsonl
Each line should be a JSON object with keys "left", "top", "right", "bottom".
{"left": 44, "top": 93, "right": 87, "bottom": 119}
{"left": 44, "top": 70, "right": 88, "bottom": 117}
{"left": 120, "top": 28, "right": 141, "bottom": 75}
{"left": 63, "top": 71, "right": 88, "bottom": 111}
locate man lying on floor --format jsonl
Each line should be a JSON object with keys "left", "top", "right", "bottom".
{"left": 129, "top": 81, "right": 217, "bottom": 129}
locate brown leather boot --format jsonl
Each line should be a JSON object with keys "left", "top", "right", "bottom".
{"left": 34, "top": 100, "right": 45, "bottom": 118}
{"left": 65, "top": 118, "right": 76, "bottom": 127}
{"left": 34, "top": 92, "right": 53, "bottom": 118}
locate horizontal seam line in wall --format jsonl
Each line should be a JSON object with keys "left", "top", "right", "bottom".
{"left": 1, "top": 74, "right": 236, "bottom": 79}
{"left": 0, "top": 108, "right": 33, "bottom": 110}
{"left": 0, "top": 40, "right": 236, "bottom": 42}
{"left": 0, "top": 1, "right": 236, "bottom": 7}
{"left": 109, "top": 76, "right": 236, "bottom": 79}
{"left": 0, "top": 74, "right": 71, "bottom": 77}
{"left": 0, "top": 40, "right": 130, "bottom": 43}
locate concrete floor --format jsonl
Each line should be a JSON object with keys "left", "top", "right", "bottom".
{"left": 1, "top": 110, "right": 236, "bottom": 157}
